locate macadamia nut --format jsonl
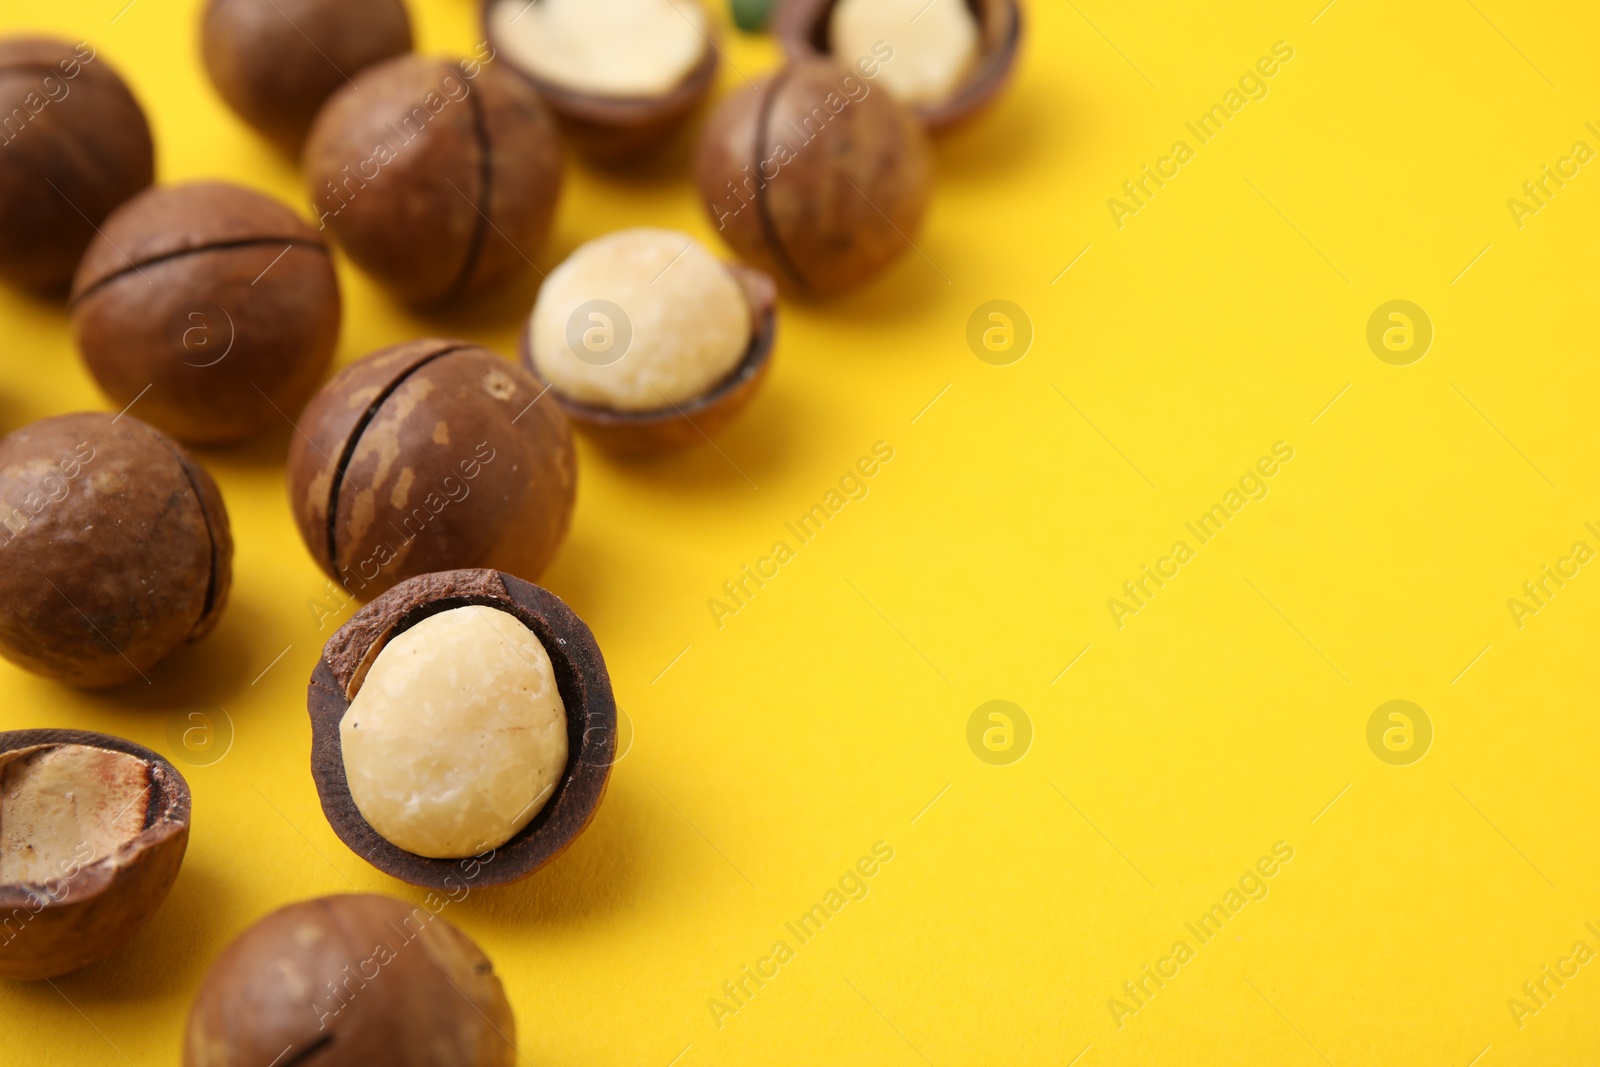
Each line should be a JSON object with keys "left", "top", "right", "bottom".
{"left": 488, "top": 0, "right": 708, "bottom": 98}
{"left": 832, "top": 0, "right": 979, "bottom": 105}
{"left": 341, "top": 605, "right": 568, "bottom": 859}
{"left": 0, "top": 745, "right": 149, "bottom": 885}
{"left": 531, "top": 229, "right": 751, "bottom": 411}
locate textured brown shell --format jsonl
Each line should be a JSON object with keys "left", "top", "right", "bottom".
{"left": 302, "top": 54, "right": 563, "bottom": 305}
{"left": 694, "top": 58, "right": 933, "bottom": 295}
{"left": 307, "top": 570, "right": 617, "bottom": 889}
{"left": 0, "top": 730, "right": 190, "bottom": 981}
{"left": 183, "top": 894, "right": 516, "bottom": 1067}
{"left": 0, "top": 413, "right": 233, "bottom": 688}
{"left": 481, "top": 0, "right": 718, "bottom": 160}
{"left": 773, "top": 0, "right": 1023, "bottom": 131}
{"left": 68, "top": 181, "right": 340, "bottom": 445}
{"left": 520, "top": 263, "right": 778, "bottom": 454}
{"left": 201, "top": 0, "right": 413, "bottom": 152}
{"left": 0, "top": 37, "right": 154, "bottom": 292}
{"left": 285, "top": 340, "right": 576, "bottom": 600}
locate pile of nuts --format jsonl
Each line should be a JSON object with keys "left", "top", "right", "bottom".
{"left": 0, "top": 0, "right": 1022, "bottom": 1059}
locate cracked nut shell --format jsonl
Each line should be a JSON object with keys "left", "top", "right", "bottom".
{"left": 0, "top": 412, "right": 233, "bottom": 688}
{"left": 0, "top": 37, "right": 154, "bottom": 293}
{"left": 69, "top": 181, "right": 341, "bottom": 445}
{"left": 183, "top": 894, "right": 515, "bottom": 1067}
{"left": 773, "top": 0, "right": 1023, "bottom": 131}
{"left": 0, "top": 729, "right": 190, "bottom": 981}
{"left": 201, "top": 0, "right": 413, "bottom": 152}
{"left": 308, "top": 569, "right": 616, "bottom": 889}
{"left": 303, "top": 54, "right": 563, "bottom": 305}
{"left": 694, "top": 57, "right": 933, "bottom": 296}
{"left": 286, "top": 341, "right": 576, "bottom": 600}
{"left": 519, "top": 262, "right": 778, "bottom": 454}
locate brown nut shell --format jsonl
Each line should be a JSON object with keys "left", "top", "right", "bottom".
{"left": 481, "top": 0, "right": 718, "bottom": 161}
{"left": 773, "top": 0, "right": 1023, "bottom": 132}
{"left": 694, "top": 57, "right": 933, "bottom": 296}
{"left": 520, "top": 263, "right": 777, "bottom": 454}
{"left": 303, "top": 54, "right": 563, "bottom": 305}
{"left": 0, "top": 729, "right": 190, "bottom": 981}
{"left": 0, "top": 412, "right": 233, "bottom": 688}
{"left": 0, "top": 37, "right": 154, "bottom": 293}
{"left": 183, "top": 893, "right": 515, "bottom": 1067}
{"left": 69, "top": 181, "right": 341, "bottom": 445}
{"left": 286, "top": 341, "right": 575, "bottom": 600}
{"left": 307, "top": 570, "right": 616, "bottom": 889}
{"left": 201, "top": 0, "right": 413, "bottom": 152}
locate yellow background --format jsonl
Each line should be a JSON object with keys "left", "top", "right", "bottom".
{"left": 2, "top": 0, "right": 1598, "bottom": 1063}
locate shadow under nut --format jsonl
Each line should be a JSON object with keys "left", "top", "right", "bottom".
{"left": 285, "top": 340, "right": 576, "bottom": 600}
{"left": 302, "top": 54, "right": 562, "bottom": 305}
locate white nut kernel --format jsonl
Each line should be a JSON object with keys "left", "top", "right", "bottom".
{"left": 341, "top": 605, "right": 569, "bottom": 859}
{"left": 832, "top": 0, "right": 980, "bottom": 105}
{"left": 489, "top": 0, "right": 709, "bottom": 99}
{"left": 531, "top": 228, "right": 751, "bottom": 411}
{"left": 0, "top": 745, "right": 148, "bottom": 886}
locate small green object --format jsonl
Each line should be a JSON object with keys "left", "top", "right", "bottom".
{"left": 731, "top": 0, "right": 777, "bottom": 32}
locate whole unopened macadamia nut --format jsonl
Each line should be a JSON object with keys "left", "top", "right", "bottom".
{"left": 69, "top": 181, "right": 341, "bottom": 445}
{"left": 0, "top": 730, "right": 190, "bottom": 981}
{"left": 530, "top": 229, "right": 750, "bottom": 411}
{"left": 304, "top": 54, "right": 562, "bottom": 304}
{"left": 342, "top": 604, "right": 569, "bottom": 858}
{"left": 695, "top": 58, "right": 932, "bottom": 295}
{"left": 832, "top": 0, "right": 979, "bottom": 104}
{"left": 0, "top": 413, "right": 232, "bottom": 687}
{"left": 0, "top": 38, "right": 154, "bottom": 292}
{"left": 484, "top": 0, "right": 718, "bottom": 158}
{"left": 286, "top": 340, "right": 575, "bottom": 599}
{"left": 201, "top": 0, "right": 413, "bottom": 151}
{"left": 184, "top": 894, "right": 515, "bottom": 1067}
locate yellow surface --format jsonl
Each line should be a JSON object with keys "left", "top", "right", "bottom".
{"left": 1, "top": 1, "right": 1598, "bottom": 1064}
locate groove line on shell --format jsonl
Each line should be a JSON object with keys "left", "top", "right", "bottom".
{"left": 69, "top": 236, "right": 330, "bottom": 305}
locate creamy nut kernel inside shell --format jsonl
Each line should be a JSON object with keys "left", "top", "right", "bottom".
{"left": 489, "top": 0, "right": 708, "bottom": 98}
{"left": 531, "top": 228, "right": 751, "bottom": 411}
{"left": 341, "top": 605, "right": 569, "bottom": 859}
{"left": 832, "top": 0, "right": 979, "bottom": 105}
{"left": 0, "top": 745, "right": 150, "bottom": 885}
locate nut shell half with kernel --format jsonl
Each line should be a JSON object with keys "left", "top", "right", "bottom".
{"left": 0, "top": 412, "right": 233, "bottom": 688}
{"left": 286, "top": 340, "right": 576, "bottom": 600}
{"left": 183, "top": 894, "right": 516, "bottom": 1066}
{"left": 0, "top": 729, "right": 191, "bottom": 981}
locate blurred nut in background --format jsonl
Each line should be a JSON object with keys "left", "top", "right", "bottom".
{"left": 286, "top": 340, "right": 576, "bottom": 600}
{"left": 0, "top": 37, "right": 153, "bottom": 293}
{"left": 69, "top": 181, "right": 341, "bottom": 446}
{"left": 695, "top": 57, "right": 933, "bottom": 296}
{"left": 0, "top": 412, "right": 233, "bottom": 688}
{"left": 183, "top": 894, "right": 516, "bottom": 1066}
{"left": 200, "top": 0, "right": 413, "bottom": 152}
{"left": 303, "top": 53, "right": 563, "bottom": 305}
{"left": 522, "top": 228, "right": 777, "bottom": 452}
{"left": 0, "top": 730, "right": 190, "bottom": 981}
{"left": 484, "top": 0, "right": 718, "bottom": 159}
{"left": 775, "top": 0, "right": 1023, "bottom": 131}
